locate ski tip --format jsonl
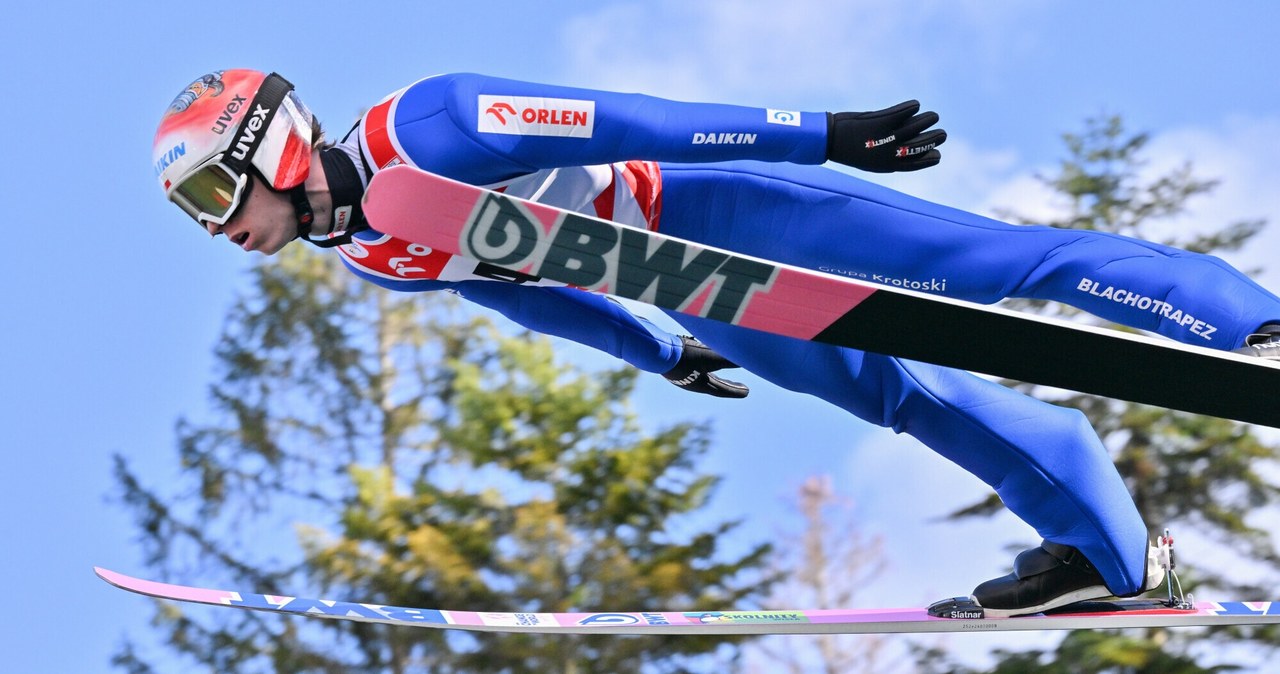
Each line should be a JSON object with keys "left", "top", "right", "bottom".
{"left": 94, "top": 566, "right": 127, "bottom": 588}
{"left": 94, "top": 567, "right": 157, "bottom": 597}
{"left": 94, "top": 567, "right": 174, "bottom": 598}
{"left": 92, "top": 567, "right": 240, "bottom": 606}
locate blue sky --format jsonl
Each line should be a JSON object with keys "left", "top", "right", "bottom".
{"left": 4, "top": 1, "right": 1280, "bottom": 671}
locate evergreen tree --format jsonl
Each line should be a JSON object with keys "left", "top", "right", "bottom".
{"left": 112, "top": 245, "right": 769, "bottom": 673}
{"left": 925, "top": 116, "right": 1280, "bottom": 672}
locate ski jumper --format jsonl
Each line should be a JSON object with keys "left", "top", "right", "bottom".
{"left": 332, "top": 73, "right": 1280, "bottom": 596}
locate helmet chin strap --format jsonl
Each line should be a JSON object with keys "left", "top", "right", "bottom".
{"left": 296, "top": 146, "right": 368, "bottom": 249}
{"left": 290, "top": 184, "right": 316, "bottom": 241}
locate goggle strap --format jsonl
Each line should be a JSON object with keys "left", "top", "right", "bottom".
{"left": 222, "top": 73, "right": 295, "bottom": 177}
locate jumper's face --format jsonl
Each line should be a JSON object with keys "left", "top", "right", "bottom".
{"left": 203, "top": 174, "right": 297, "bottom": 255}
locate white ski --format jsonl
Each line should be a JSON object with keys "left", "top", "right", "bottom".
{"left": 97, "top": 567, "right": 1280, "bottom": 634}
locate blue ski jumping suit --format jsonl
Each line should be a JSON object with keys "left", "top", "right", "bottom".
{"left": 330, "top": 73, "right": 1280, "bottom": 595}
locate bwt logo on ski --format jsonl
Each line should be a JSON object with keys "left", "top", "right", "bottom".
{"left": 227, "top": 592, "right": 448, "bottom": 625}
{"left": 478, "top": 95, "right": 595, "bottom": 138}
{"left": 577, "top": 613, "right": 641, "bottom": 626}
{"left": 459, "top": 194, "right": 779, "bottom": 325}
{"left": 576, "top": 612, "right": 674, "bottom": 626}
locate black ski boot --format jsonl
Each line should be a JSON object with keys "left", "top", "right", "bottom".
{"left": 1234, "top": 325, "right": 1280, "bottom": 359}
{"left": 930, "top": 538, "right": 1170, "bottom": 619}
{"left": 967, "top": 542, "right": 1113, "bottom": 617}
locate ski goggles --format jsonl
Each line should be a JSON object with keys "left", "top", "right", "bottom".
{"left": 167, "top": 157, "right": 252, "bottom": 228}
{"left": 166, "top": 73, "right": 295, "bottom": 229}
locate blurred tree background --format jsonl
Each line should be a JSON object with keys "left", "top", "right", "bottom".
{"left": 112, "top": 246, "right": 770, "bottom": 673}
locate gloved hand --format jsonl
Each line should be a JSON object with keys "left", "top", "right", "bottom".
{"left": 827, "top": 101, "right": 947, "bottom": 173}
{"left": 662, "top": 336, "right": 749, "bottom": 398}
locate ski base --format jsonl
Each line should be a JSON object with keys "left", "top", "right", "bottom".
{"left": 359, "top": 165, "right": 1280, "bottom": 427}
{"left": 96, "top": 568, "right": 1280, "bottom": 634}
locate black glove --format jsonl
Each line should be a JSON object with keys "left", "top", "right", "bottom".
{"left": 662, "top": 336, "right": 749, "bottom": 399}
{"left": 827, "top": 101, "right": 947, "bottom": 173}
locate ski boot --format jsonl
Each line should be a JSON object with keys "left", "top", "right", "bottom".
{"left": 1233, "top": 324, "right": 1280, "bottom": 359}
{"left": 929, "top": 537, "right": 1169, "bottom": 619}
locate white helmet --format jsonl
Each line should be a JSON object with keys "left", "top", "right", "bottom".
{"left": 153, "top": 69, "right": 314, "bottom": 227}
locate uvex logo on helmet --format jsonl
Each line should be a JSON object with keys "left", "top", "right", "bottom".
{"left": 211, "top": 95, "right": 248, "bottom": 135}
{"left": 231, "top": 103, "right": 274, "bottom": 162}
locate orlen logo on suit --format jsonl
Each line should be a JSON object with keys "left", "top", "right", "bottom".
{"left": 477, "top": 95, "right": 595, "bottom": 138}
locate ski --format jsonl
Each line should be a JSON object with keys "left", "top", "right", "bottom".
{"left": 361, "top": 165, "right": 1280, "bottom": 427}
{"left": 97, "top": 567, "right": 1280, "bottom": 634}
